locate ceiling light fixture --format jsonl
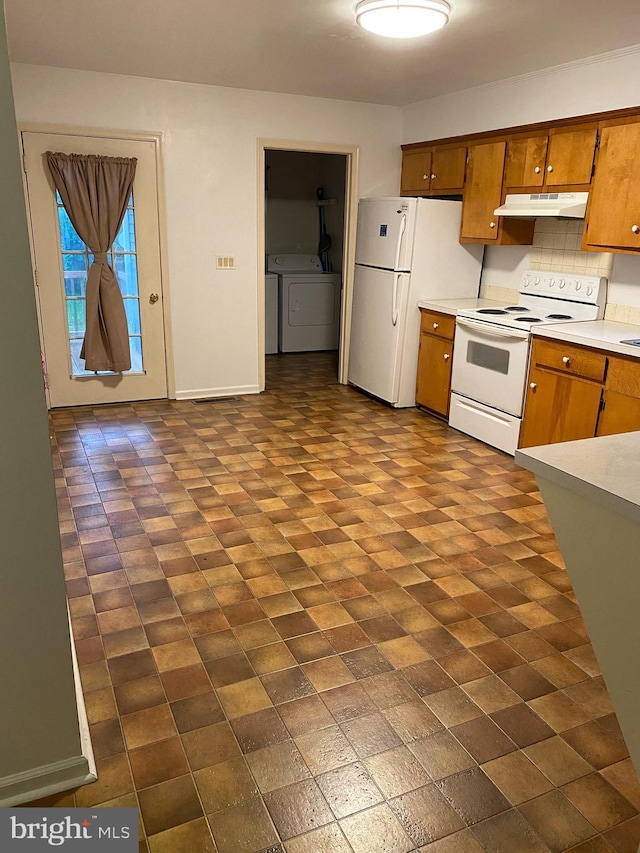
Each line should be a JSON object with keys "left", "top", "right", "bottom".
{"left": 356, "top": 0, "right": 450, "bottom": 39}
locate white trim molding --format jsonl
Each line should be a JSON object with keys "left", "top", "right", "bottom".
{"left": 175, "top": 384, "right": 260, "bottom": 401}
{"left": 0, "top": 756, "right": 95, "bottom": 808}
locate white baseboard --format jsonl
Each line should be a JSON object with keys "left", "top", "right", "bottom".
{"left": 0, "top": 610, "right": 97, "bottom": 807}
{"left": 175, "top": 384, "right": 260, "bottom": 401}
{"left": 0, "top": 756, "right": 95, "bottom": 807}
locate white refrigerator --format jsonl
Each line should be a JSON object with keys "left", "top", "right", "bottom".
{"left": 348, "top": 197, "right": 484, "bottom": 408}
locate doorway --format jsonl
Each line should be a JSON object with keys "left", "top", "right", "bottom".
{"left": 22, "top": 129, "right": 170, "bottom": 408}
{"left": 257, "top": 140, "right": 359, "bottom": 391}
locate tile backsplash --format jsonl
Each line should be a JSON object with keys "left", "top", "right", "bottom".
{"left": 529, "top": 219, "right": 613, "bottom": 278}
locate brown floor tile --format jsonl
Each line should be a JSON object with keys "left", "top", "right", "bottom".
{"left": 209, "top": 796, "right": 279, "bottom": 853}
{"left": 147, "top": 817, "right": 216, "bottom": 853}
{"left": 524, "top": 735, "right": 593, "bottom": 786}
{"left": 490, "top": 702, "right": 555, "bottom": 747}
{"left": 339, "top": 802, "right": 414, "bottom": 853}
{"left": 519, "top": 790, "right": 598, "bottom": 852}
{"left": 450, "top": 715, "right": 517, "bottom": 764}
{"left": 264, "top": 779, "right": 333, "bottom": 840}
{"left": 194, "top": 756, "right": 258, "bottom": 813}
{"left": 482, "top": 751, "right": 554, "bottom": 805}
{"left": 409, "top": 730, "right": 476, "bottom": 780}
{"left": 129, "top": 736, "right": 190, "bottom": 790}
{"left": 341, "top": 712, "right": 403, "bottom": 758}
{"left": 138, "top": 774, "right": 203, "bottom": 836}
{"left": 436, "top": 767, "right": 511, "bottom": 825}
{"left": 48, "top": 356, "right": 633, "bottom": 853}
{"left": 469, "top": 809, "right": 552, "bottom": 853}
{"left": 562, "top": 722, "right": 630, "bottom": 770}
{"left": 562, "top": 774, "right": 637, "bottom": 832}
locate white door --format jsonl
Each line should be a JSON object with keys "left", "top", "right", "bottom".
{"left": 348, "top": 266, "right": 408, "bottom": 404}
{"left": 22, "top": 131, "right": 167, "bottom": 407}
{"left": 355, "top": 197, "right": 417, "bottom": 271}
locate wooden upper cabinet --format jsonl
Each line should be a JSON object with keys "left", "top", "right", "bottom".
{"left": 504, "top": 135, "right": 548, "bottom": 188}
{"left": 401, "top": 149, "right": 432, "bottom": 194}
{"left": 430, "top": 146, "right": 466, "bottom": 192}
{"left": 546, "top": 126, "right": 597, "bottom": 186}
{"left": 504, "top": 126, "right": 597, "bottom": 189}
{"left": 460, "top": 141, "right": 505, "bottom": 241}
{"left": 584, "top": 120, "right": 640, "bottom": 252}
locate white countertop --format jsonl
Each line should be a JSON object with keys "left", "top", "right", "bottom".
{"left": 417, "top": 297, "right": 504, "bottom": 316}
{"left": 516, "top": 432, "right": 640, "bottom": 523}
{"left": 533, "top": 320, "right": 640, "bottom": 358}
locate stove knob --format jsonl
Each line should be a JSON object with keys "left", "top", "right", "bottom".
{"left": 534, "top": 277, "right": 541, "bottom": 285}
{"left": 575, "top": 281, "right": 582, "bottom": 291}
{"left": 549, "top": 278, "right": 556, "bottom": 287}
{"left": 559, "top": 279, "right": 566, "bottom": 288}
{"left": 586, "top": 285, "right": 594, "bottom": 296}
{"left": 523, "top": 276, "right": 530, "bottom": 288}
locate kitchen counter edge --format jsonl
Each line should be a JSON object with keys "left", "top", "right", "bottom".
{"left": 531, "top": 320, "right": 640, "bottom": 359}
{"left": 515, "top": 432, "right": 640, "bottom": 525}
{"left": 417, "top": 297, "right": 505, "bottom": 316}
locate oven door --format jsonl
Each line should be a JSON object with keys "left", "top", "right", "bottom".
{"left": 451, "top": 317, "right": 531, "bottom": 417}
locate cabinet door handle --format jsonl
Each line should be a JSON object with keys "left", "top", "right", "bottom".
{"left": 422, "top": 174, "right": 428, "bottom": 180}
{"left": 489, "top": 221, "right": 496, "bottom": 228}
{"left": 444, "top": 353, "right": 450, "bottom": 360}
{"left": 562, "top": 356, "right": 571, "bottom": 366}
{"left": 632, "top": 225, "right": 640, "bottom": 234}
{"left": 530, "top": 383, "right": 537, "bottom": 391}
{"left": 547, "top": 165, "right": 554, "bottom": 172}
{"left": 534, "top": 166, "right": 541, "bottom": 174}
{"left": 433, "top": 322, "right": 439, "bottom": 329}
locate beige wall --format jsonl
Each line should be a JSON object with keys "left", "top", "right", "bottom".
{"left": 0, "top": 7, "right": 83, "bottom": 793}
{"left": 11, "top": 63, "right": 402, "bottom": 400}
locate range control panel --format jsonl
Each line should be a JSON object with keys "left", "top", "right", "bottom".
{"left": 520, "top": 270, "right": 607, "bottom": 305}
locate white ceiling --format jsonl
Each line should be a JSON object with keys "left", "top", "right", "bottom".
{"left": 5, "top": 0, "right": 640, "bottom": 107}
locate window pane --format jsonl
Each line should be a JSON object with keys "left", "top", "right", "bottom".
{"left": 113, "top": 208, "right": 136, "bottom": 252}
{"left": 57, "top": 206, "right": 85, "bottom": 251}
{"left": 129, "top": 337, "right": 143, "bottom": 372}
{"left": 124, "top": 298, "right": 141, "bottom": 335}
{"left": 113, "top": 254, "right": 139, "bottom": 296}
{"left": 67, "top": 299, "right": 86, "bottom": 336}
{"left": 62, "top": 254, "right": 87, "bottom": 297}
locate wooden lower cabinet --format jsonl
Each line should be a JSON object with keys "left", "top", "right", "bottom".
{"left": 520, "top": 338, "right": 640, "bottom": 448}
{"left": 416, "top": 309, "right": 453, "bottom": 417}
{"left": 519, "top": 366, "right": 602, "bottom": 447}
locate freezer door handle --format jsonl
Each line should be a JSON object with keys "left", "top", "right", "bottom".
{"left": 393, "top": 213, "right": 407, "bottom": 273}
{"left": 456, "top": 317, "right": 530, "bottom": 340}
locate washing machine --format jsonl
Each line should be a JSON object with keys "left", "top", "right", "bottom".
{"left": 266, "top": 254, "right": 341, "bottom": 352}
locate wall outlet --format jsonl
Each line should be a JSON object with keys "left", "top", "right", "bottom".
{"left": 216, "top": 255, "right": 236, "bottom": 270}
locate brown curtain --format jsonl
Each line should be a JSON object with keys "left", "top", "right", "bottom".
{"left": 45, "top": 152, "right": 137, "bottom": 372}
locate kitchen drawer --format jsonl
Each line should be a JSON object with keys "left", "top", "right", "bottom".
{"left": 605, "top": 354, "right": 640, "bottom": 399}
{"left": 530, "top": 338, "right": 607, "bottom": 382}
{"left": 420, "top": 309, "right": 455, "bottom": 340}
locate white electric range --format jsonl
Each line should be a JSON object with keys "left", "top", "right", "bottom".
{"left": 449, "top": 270, "right": 608, "bottom": 455}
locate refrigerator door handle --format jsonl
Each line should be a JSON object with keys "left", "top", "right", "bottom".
{"left": 392, "top": 273, "right": 400, "bottom": 326}
{"left": 394, "top": 213, "right": 407, "bottom": 272}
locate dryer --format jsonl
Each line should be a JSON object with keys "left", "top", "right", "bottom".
{"left": 267, "top": 254, "right": 341, "bottom": 352}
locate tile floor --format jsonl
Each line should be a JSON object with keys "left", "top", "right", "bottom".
{"left": 29, "top": 352, "right": 640, "bottom": 852}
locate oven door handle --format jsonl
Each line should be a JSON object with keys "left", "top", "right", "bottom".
{"left": 456, "top": 317, "right": 531, "bottom": 341}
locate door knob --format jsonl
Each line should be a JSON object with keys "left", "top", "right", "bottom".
{"left": 149, "top": 293, "right": 159, "bottom": 304}
{"left": 562, "top": 356, "right": 571, "bottom": 366}
{"left": 433, "top": 322, "right": 439, "bottom": 329}
{"left": 431, "top": 174, "right": 436, "bottom": 180}
{"left": 547, "top": 165, "right": 554, "bottom": 172}
{"left": 530, "top": 383, "right": 537, "bottom": 391}
{"left": 490, "top": 221, "right": 496, "bottom": 228}
{"left": 534, "top": 166, "right": 541, "bottom": 174}
{"left": 422, "top": 174, "right": 428, "bottom": 180}
{"left": 444, "top": 353, "right": 450, "bottom": 360}
{"left": 632, "top": 225, "right": 640, "bottom": 234}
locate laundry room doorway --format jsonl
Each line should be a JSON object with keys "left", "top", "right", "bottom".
{"left": 257, "top": 140, "right": 359, "bottom": 391}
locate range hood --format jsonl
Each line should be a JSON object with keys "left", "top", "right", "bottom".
{"left": 494, "top": 192, "right": 589, "bottom": 219}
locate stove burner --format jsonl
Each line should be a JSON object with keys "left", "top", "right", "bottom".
{"left": 546, "top": 313, "right": 573, "bottom": 320}
{"left": 477, "top": 308, "right": 508, "bottom": 315}
{"left": 514, "top": 316, "right": 543, "bottom": 323}
{"left": 504, "top": 306, "right": 529, "bottom": 312}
